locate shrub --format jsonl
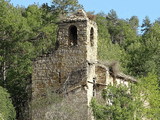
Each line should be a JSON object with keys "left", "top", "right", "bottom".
{"left": 91, "top": 84, "right": 143, "bottom": 120}
{"left": 0, "top": 86, "right": 16, "bottom": 120}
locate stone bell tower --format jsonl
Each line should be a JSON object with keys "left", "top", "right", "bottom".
{"left": 31, "top": 10, "right": 98, "bottom": 120}
{"left": 56, "top": 9, "right": 98, "bottom": 104}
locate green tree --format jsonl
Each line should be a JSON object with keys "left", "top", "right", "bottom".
{"left": 96, "top": 12, "right": 127, "bottom": 72}
{"left": 137, "top": 22, "right": 160, "bottom": 76}
{"left": 99, "top": 10, "right": 139, "bottom": 74}
{"left": 23, "top": 4, "right": 57, "bottom": 55}
{"left": 0, "top": 1, "right": 83, "bottom": 119}
{"left": 122, "top": 17, "right": 159, "bottom": 77}
{"left": 141, "top": 16, "right": 152, "bottom": 34}
{"left": 51, "top": 0, "right": 83, "bottom": 16}
{"left": 0, "top": 86, "right": 16, "bottom": 120}
{"left": 129, "top": 16, "right": 139, "bottom": 33}
{"left": 0, "top": 1, "right": 35, "bottom": 118}
{"left": 106, "top": 10, "right": 137, "bottom": 50}
{"left": 0, "top": 0, "right": 84, "bottom": 118}
{"left": 106, "top": 9, "right": 118, "bottom": 24}
{"left": 91, "top": 84, "right": 143, "bottom": 120}
{"left": 124, "top": 38, "right": 145, "bottom": 76}
{"left": 139, "top": 73, "right": 160, "bottom": 119}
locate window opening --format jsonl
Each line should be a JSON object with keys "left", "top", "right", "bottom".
{"left": 90, "top": 27, "right": 94, "bottom": 46}
{"left": 69, "top": 25, "right": 77, "bottom": 46}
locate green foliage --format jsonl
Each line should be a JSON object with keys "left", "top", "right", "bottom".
{"left": 93, "top": 9, "right": 160, "bottom": 120}
{"left": 139, "top": 73, "right": 160, "bottom": 119}
{"left": 23, "top": 4, "right": 57, "bottom": 55}
{"left": 91, "top": 84, "right": 143, "bottom": 120}
{"left": 0, "top": 0, "right": 160, "bottom": 119}
{"left": 129, "top": 16, "right": 139, "bottom": 32}
{"left": 106, "top": 10, "right": 137, "bottom": 47}
{"left": 106, "top": 9, "right": 118, "bottom": 23}
{"left": 96, "top": 12, "right": 138, "bottom": 73}
{"left": 127, "top": 21, "right": 160, "bottom": 76}
{"left": 0, "top": 0, "right": 58, "bottom": 119}
{"left": 141, "top": 16, "right": 152, "bottom": 34}
{"left": 0, "top": 86, "right": 16, "bottom": 120}
{"left": 51, "top": 0, "right": 83, "bottom": 16}
{"left": 0, "top": 1, "right": 34, "bottom": 118}
{"left": 96, "top": 13, "right": 126, "bottom": 62}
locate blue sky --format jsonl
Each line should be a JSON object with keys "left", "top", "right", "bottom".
{"left": 10, "top": 0, "right": 160, "bottom": 25}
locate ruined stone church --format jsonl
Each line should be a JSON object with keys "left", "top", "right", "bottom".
{"left": 31, "top": 10, "right": 136, "bottom": 120}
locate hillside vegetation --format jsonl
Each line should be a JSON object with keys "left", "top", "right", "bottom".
{"left": 0, "top": 0, "right": 159, "bottom": 119}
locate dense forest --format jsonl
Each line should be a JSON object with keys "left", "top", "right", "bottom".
{"left": 0, "top": 0, "right": 160, "bottom": 119}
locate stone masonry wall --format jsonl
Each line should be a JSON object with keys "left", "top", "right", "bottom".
{"left": 32, "top": 10, "right": 98, "bottom": 120}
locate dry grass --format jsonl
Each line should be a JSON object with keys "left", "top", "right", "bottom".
{"left": 31, "top": 91, "right": 89, "bottom": 120}
{"left": 87, "top": 12, "right": 96, "bottom": 21}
